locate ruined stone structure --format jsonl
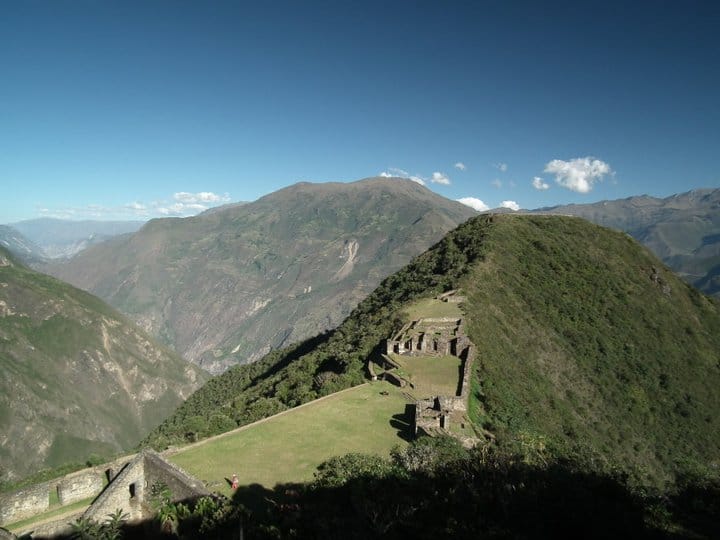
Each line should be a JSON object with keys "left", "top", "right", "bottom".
{"left": 380, "top": 303, "right": 477, "bottom": 446}
{"left": 437, "top": 289, "right": 467, "bottom": 304}
{"left": 0, "top": 454, "right": 132, "bottom": 526}
{"left": 82, "top": 449, "right": 208, "bottom": 524}
{"left": 385, "top": 317, "right": 464, "bottom": 357}
{"left": 413, "top": 332, "right": 476, "bottom": 439}
{"left": 1, "top": 450, "right": 207, "bottom": 537}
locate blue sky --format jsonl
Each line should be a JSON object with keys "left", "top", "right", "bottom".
{"left": 1, "top": 0, "right": 719, "bottom": 222}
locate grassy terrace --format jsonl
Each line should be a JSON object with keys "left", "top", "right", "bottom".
{"left": 390, "top": 353, "right": 462, "bottom": 398}
{"left": 400, "top": 296, "right": 462, "bottom": 320}
{"left": 7, "top": 497, "right": 93, "bottom": 535}
{"left": 169, "top": 382, "right": 412, "bottom": 497}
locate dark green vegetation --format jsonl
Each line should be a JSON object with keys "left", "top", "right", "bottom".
{"left": 222, "top": 438, "right": 719, "bottom": 539}
{"left": 145, "top": 214, "right": 720, "bottom": 492}
{"left": 54, "top": 437, "right": 720, "bottom": 539}
{"left": 543, "top": 188, "right": 720, "bottom": 297}
{"left": 45, "top": 178, "right": 477, "bottom": 373}
{"left": 463, "top": 215, "right": 720, "bottom": 488}
{"left": 0, "top": 247, "right": 208, "bottom": 481}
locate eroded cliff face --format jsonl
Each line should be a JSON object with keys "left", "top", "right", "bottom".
{"left": 46, "top": 178, "right": 478, "bottom": 373}
{"left": 0, "top": 248, "right": 208, "bottom": 480}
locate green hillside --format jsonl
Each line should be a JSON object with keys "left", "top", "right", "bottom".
{"left": 0, "top": 248, "right": 208, "bottom": 481}
{"left": 461, "top": 215, "right": 720, "bottom": 487}
{"left": 144, "top": 214, "right": 720, "bottom": 488}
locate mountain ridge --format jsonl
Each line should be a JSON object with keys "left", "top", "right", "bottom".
{"left": 45, "top": 178, "right": 478, "bottom": 373}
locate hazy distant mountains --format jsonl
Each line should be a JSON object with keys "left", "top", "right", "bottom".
{"left": 539, "top": 188, "right": 720, "bottom": 297}
{"left": 0, "top": 225, "right": 46, "bottom": 265}
{"left": 0, "top": 247, "right": 207, "bottom": 479}
{"left": 9, "top": 218, "right": 145, "bottom": 259}
{"left": 46, "top": 178, "right": 478, "bottom": 373}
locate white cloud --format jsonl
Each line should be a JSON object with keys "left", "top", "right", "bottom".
{"left": 379, "top": 167, "right": 426, "bottom": 185}
{"left": 544, "top": 157, "right": 613, "bottom": 193}
{"left": 494, "top": 162, "right": 508, "bottom": 172}
{"left": 35, "top": 191, "right": 232, "bottom": 220}
{"left": 532, "top": 177, "right": 550, "bottom": 191}
{"left": 151, "top": 191, "right": 233, "bottom": 217}
{"left": 173, "top": 191, "right": 229, "bottom": 204}
{"left": 457, "top": 197, "right": 489, "bottom": 212}
{"left": 492, "top": 179, "right": 502, "bottom": 189}
{"left": 454, "top": 162, "right": 466, "bottom": 171}
{"left": 431, "top": 172, "right": 451, "bottom": 185}
{"left": 500, "top": 200, "right": 520, "bottom": 211}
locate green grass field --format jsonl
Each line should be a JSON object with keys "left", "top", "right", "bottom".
{"left": 169, "top": 382, "right": 412, "bottom": 496}
{"left": 391, "top": 353, "right": 462, "bottom": 398}
{"left": 401, "top": 297, "right": 462, "bottom": 320}
{"left": 8, "top": 497, "right": 94, "bottom": 534}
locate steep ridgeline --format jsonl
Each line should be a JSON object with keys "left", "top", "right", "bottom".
{"left": 540, "top": 188, "right": 720, "bottom": 297}
{"left": 0, "top": 248, "right": 208, "bottom": 480}
{"left": 145, "top": 215, "right": 720, "bottom": 488}
{"left": 46, "top": 178, "right": 477, "bottom": 373}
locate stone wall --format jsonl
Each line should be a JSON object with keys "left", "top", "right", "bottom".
{"left": 0, "top": 454, "right": 134, "bottom": 527}
{"left": 82, "top": 455, "right": 147, "bottom": 523}
{"left": 57, "top": 469, "right": 105, "bottom": 506}
{"left": 143, "top": 452, "right": 208, "bottom": 504}
{"left": 0, "top": 482, "right": 50, "bottom": 525}
{"left": 82, "top": 450, "right": 208, "bottom": 525}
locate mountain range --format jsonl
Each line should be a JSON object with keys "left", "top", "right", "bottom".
{"left": 44, "top": 178, "right": 477, "bottom": 373}
{"left": 0, "top": 247, "right": 207, "bottom": 480}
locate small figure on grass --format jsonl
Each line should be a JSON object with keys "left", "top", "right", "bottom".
{"left": 231, "top": 473, "right": 239, "bottom": 490}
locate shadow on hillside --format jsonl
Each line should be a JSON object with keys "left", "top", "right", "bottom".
{"left": 389, "top": 404, "right": 415, "bottom": 442}
{"left": 37, "top": 462, "right": 720, "bottom": 539}
{"left": 254, "top": 330, "right": 334, "bottom": 382}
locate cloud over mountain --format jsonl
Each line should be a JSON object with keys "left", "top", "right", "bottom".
{"left": 379, "top": 168, "right": 426, "bottom": 185}
{"left": 431, "top": 172, "right": 451, "bottom": 185}
{"left": 457, "top": 197, "right": 489, "bottom": 211}
{"left": 545, "top": 157, "right": 612, "bottom": 193}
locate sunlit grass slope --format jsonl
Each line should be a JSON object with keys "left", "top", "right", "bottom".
{"left": 169, "top": 382, "right": 412, "bottom": 494}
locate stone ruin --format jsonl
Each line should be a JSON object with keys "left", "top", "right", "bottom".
{"left": 82, "top": 449, "right": 209, "bottom": 525}
{"left": 372, "top": 295, "right": 478, "bottom": 447}
{"left": 412, "top": 330, "right": 476, "bottom": 444}
{"left": 0, "top": 450, "right": 208, "bottom": 538}
{"left": 385, "top": 317, "right": 464, "bottom": 357}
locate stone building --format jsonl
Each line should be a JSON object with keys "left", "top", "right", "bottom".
{"left": 82, "top": 449, "right": 209, "bottom": 523}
